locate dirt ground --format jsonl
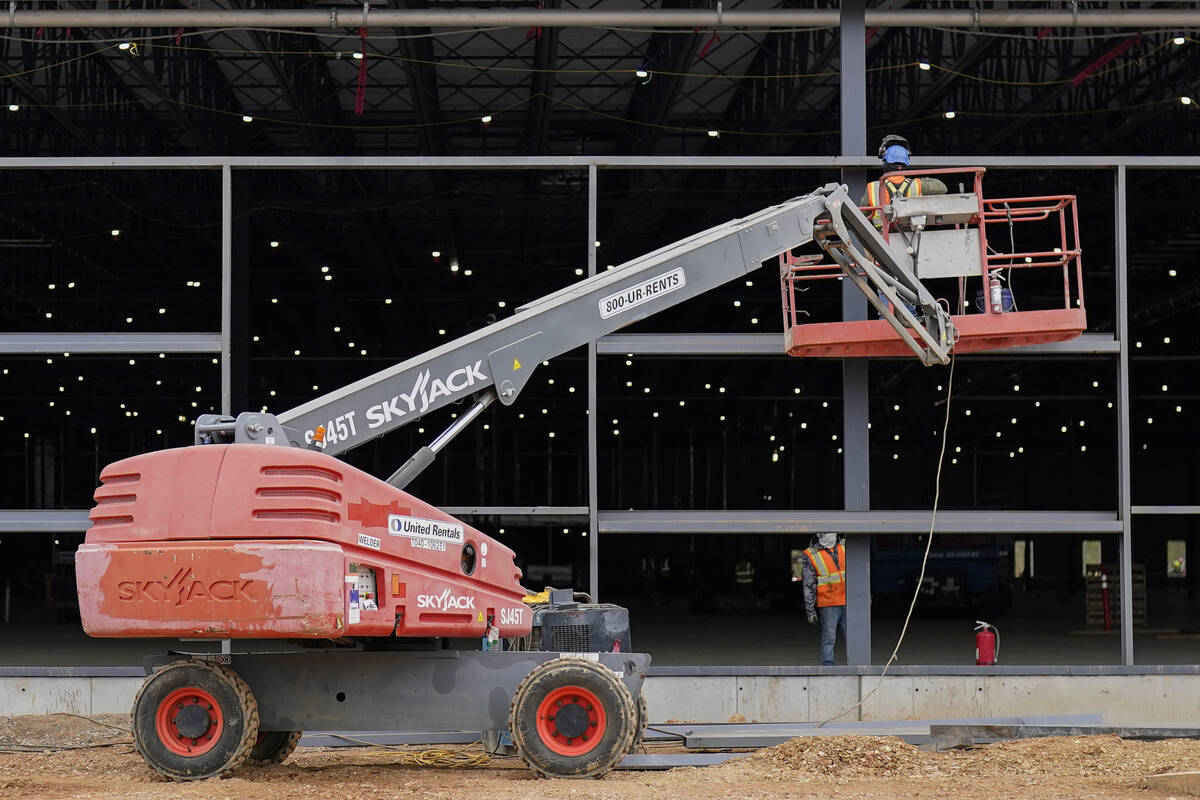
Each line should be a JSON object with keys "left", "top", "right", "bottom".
{"left": 3, "top": 714, "right": 1200, "bottom": 800}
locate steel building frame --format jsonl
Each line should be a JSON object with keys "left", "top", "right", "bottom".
{"left": 0, "top": 151, "right": 1187, "bottom": 666}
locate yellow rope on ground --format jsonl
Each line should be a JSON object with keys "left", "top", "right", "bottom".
{"left": 313, "top": 735, "right": 494, "bottom": 768}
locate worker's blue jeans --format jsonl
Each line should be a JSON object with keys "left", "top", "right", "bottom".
{"left": 818, "top": 605, "right": 846, "bottom": 666}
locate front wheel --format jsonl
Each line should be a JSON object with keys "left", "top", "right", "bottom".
{"left": 131, "top": 659, "right": 260, "bottom": 780}
{"left": 510, "top": 657, "right": 636, "bottom": 779}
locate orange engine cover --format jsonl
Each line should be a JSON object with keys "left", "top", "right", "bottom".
{"left": 76, "top": 444, "right": 533, "bottom": 641}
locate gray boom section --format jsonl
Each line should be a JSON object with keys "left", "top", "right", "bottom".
{"left": 277, "top": 186, "right": 840, "bottom": 456}
{"left": 263, "top": 181, "right": 954, "bottom": 456}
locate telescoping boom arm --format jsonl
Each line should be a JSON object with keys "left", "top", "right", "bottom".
{"left": 195, "top": 182, "right": 955, "bottom": 484}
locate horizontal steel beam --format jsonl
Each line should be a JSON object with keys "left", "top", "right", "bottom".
{"left": 598, "top": 510, "right": 1123, "bottom": 534}
{"left": 1132, "top": 506, "right": 1200, "bottom": 516}
{"left": 0, "top": 510, "right": 91, "bottom": 533}
{"left": 5, "top": 508, "right": 1127, "bottom": 534}
{"left": 3, "top": 8, "right": 1199, "bottom": 29}
{"left": 0, "top": 507, "right": 589, "bottom": 533}
{"left": 599, "top": 333, "right": 781, "bottom": 356}
{"left": 1, "top": 157, "right": 1200, "bottom": 170}
{"left": 0, "top": 333, "right": 221, "bottom": 354}
{"left": 598, "top": 332, "right": 1119, "bottom": 356}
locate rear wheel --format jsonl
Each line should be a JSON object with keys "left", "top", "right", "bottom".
{"left": 510, "top": 658, "right": 636, "bottom": 779}
{"left": 629, "top": 691, "right": 648, "bottom": 752}
{"left": 247, "top": 730, "right": 302, "bottom": 765}
{"left": 131, "top": 659, "right": 259, "bottom": 781}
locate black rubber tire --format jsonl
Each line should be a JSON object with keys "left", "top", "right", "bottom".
{"left": 247, "top": 730, "right": 302, "bottom": 765}
{"left": 131, "top": 659, "right": 260, "bottom": 781}
{"left": 629, "top": 690, "right": 648, "bottom": 752}
{"left": 510, "top": 657, "right": 636, "bottom": 779}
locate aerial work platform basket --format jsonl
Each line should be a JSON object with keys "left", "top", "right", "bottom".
{"left": 781, "top": 167, "right": 1085, "bottom": 359}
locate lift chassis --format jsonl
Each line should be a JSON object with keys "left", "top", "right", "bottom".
{"left": 75, "top": 177, "right": 1081, "bottom": 781}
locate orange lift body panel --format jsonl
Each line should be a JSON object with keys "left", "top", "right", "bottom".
{"left": 76, "top": 444, "right": 532, "bottom": 641}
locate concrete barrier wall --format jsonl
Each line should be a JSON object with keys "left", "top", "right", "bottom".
{"left": 3, "top": 672, "right": 1199, "bottom": 725}
{"left": 642, "top": 674, "right": 1200, "bottom": 726}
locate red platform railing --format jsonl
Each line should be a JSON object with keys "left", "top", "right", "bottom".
{"left": 781, "top": 167, "right": 1086, "bottom": 359}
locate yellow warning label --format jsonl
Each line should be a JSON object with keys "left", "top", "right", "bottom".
{"left": 513, "top": 358, "right": 522, "bottom": 370}
{"left": 478, "top": 611, "right": 485, "bottom": 622}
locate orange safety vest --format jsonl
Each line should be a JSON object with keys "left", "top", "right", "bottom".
{"left": 865, "top": 175, "right": 923, "bottom": 226}
{"left": 804, "top": 543, "right": 846, "bottom": 607}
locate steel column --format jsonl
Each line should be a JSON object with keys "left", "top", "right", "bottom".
{"left": 840, "top": 0, "right": 871, "bottom": 667}
{"left": 588, "top": 164, "right": 600, "bottom": 601}
{"left": 1115, "top": 166, "right": 1134, "bottom": 665}
{"left": 221, "top": 165, "right": 233, "bottom": 416}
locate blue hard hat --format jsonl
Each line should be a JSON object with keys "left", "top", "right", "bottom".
{"left": 882, "top": 143, "right": 910, "bottom": 166}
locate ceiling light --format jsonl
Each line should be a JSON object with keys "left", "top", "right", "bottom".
{"left": 707, "top": 129, "right": 720, "bottom": 138}
{"left": 110, "top": 229, "right": 120, "bottom": 237}
{"left": 438, "top": 328, "right": 446, "bottom": 335}
{"left": 324, "top": 275, "right": 332, "bottom": 281}
{"left": 464, "top": 269, "right": 473, "bottom": 276}
{"left": 574, "top": 267, "right": 584, "bottom": 276}
{"left": 125, "top": 316, "right": 133, "bottom": 323}
{"left": 1169, "top": 269, "right": 1178, "bottom": 277}
{"left": 450, "top": 264, "right": 460, "bottom": 272}
{"left": 944, "top": 110, "right": 956, "bottom": 119}
{"left": 481, "top": 114, "right": 493, "bottom": 124}
{"left": 270, "top": 240, "right": 279, "bottom": 248}
{"left": 158, "top": 307, "right": 166, "bottom": 314}
{"left": 321, "top": 265, "right": 329, "bottom": 273}
{"left": 242, "top": 115, "right": 254, "bottom": 123}
{"left": 352, "top": 51, "right": 364, "bottom": 60}
{"left": 385, "top": 298, "right": 393, "bottom": 304}
{"left": 634, "top": 67, "right": 650, "bottom": 80}
{"left": 918, "top": 59, "right": 931, "bottom": 71}
{"left": 7, "top": 104, "right": 17, "bottom": 112}
{"left": 1174, "top": 35, "right": 1187, "bottom": 45}
{"left": 498, "top": 301, "right": 506, "bottom": 308}
{"left": 118, "top": 41, "right": 131, "bottom": 50}
{"left": 1182, "top": 96, "right": 1193, "bottom": 106}
{"left": 432, "top": 250, "right": 441, "bottom": 258}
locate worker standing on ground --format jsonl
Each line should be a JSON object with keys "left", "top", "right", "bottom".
{"left": 802, "top": 532, "right": 847, "bottom": 666}
{"left": 862, "top": 134, "right": 947, "bottom": 222}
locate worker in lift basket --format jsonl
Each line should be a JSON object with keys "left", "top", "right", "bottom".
{"left": 862, "top": 133, "right": 947, "bottom": 225}
{"left": 802, "top": 532, "right": 847, "bottom": 666}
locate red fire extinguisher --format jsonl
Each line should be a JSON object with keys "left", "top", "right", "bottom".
{"left": 974, "top": 620, "right": 999, "bottom": 665}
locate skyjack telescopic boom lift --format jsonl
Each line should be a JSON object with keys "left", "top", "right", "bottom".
{"left": 193, "top": 182, "right": 956, "bottom": 480}
{"left": 75, "top": 175, "right": 1083, "bottom": 783}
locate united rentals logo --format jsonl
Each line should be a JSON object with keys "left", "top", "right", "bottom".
{"left": 116, "top": 567, "right": 258, "bottom": 606}
{"left": 415, "top": 587, "right": 476, "bottom": 611}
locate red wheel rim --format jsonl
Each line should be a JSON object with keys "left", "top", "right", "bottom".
{"left": 154, "top": 686, "right": 225, "bottom": 756}
{"left": 534, "top": 685, "right": 606, "bottom": 756}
